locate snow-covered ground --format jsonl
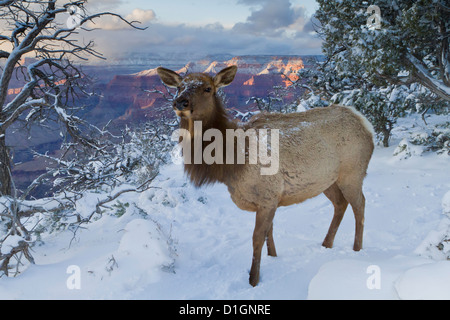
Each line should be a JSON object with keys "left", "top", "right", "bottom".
{"left": 0, "top": 113, "right": 449, "bottom": 300}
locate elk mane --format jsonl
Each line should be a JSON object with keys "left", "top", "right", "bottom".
{"left": 180, "top": 94, "right": 243, "bottom": 187}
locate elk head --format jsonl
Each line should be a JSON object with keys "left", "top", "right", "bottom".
{"left": 156, "top": 66, "right": 238, "bottom": 123}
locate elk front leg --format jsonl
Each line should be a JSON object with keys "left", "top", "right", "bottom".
{"left": 249, "top": 206, "right": 276, "bottom": 287}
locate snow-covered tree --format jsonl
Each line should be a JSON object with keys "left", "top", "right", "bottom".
{"left": 0, "top": 0, "right": 144, "bottom": 196}
{"left": 0, "top": 0, "right": 145, "bottom": 276}
{"left": 316, "top": 0, "right": 449, "bottom": 101}
{"left": 312, "top": 0, "right": 450, "bottom": 146}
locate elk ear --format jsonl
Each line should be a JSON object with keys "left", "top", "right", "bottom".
{"left": 157, "top": 67, "right": 182, "bottom": 88}
{"left": 214, "top": 66, "right": 237, "bottom": 88}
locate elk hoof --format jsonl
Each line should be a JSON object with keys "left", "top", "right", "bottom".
{"left": 249, "top": 274, "right": 259, "bottom": 287}
{"left": 322, "top": 240, "right": 333, "bottom": 249}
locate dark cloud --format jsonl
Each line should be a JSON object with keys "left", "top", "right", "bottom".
{"left": 232, "top": 0, "right": 308, "bottom": 37}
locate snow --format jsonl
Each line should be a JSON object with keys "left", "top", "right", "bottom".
{"left": 308, "top": 256, "right": 434, "bottom": 299}
{"left": 395, "top": 261, "right": 450, "bottom": 300}
{"left": 415, "top": 188, "right": 450, "bottom": 261}
{"left": 0, "top": 113, "right": 449, "bottom": 300}
{"left": 443, "top": 191, "right": 450, "bottom": 215}
{"left": 1, "top": 235, "right": 24, "bottom": 255}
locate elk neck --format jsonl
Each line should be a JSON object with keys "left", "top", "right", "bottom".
{"left": 179, "top": 95, "right": 244, "bottom": 188}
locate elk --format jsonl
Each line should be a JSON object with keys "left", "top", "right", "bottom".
{"left": 157, "top": 66, "right": 374, "bottom": 287}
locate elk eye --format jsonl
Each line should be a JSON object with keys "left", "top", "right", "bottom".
{"left": 204, "top": 87, "right": 212, "bottom": 93}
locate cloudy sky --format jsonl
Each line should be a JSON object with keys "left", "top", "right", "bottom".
{"left": 84, "top": 0, "right": 322, "bottom": 59}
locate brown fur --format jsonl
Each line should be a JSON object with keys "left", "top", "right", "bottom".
{"left": 157, "top": 66, "right": 374, "bottom": 287}
{"left": 180, "top": 91, "right": 242, "bottom": 187}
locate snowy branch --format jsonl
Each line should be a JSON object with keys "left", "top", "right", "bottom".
{"left": 406, "top": 53, "right": 450, "bottom": 101}
{"left": 82, "top": 174, "right": 159, "bottom": 224}
{"left": 0, "top": 98, "right": 46, "bottom": 130}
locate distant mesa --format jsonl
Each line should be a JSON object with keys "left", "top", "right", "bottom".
{"left": 134, "top": 56, "right": 303, "bottom": 82}
{"left": 94, "top": 55, "right": 308, "bottom": 125}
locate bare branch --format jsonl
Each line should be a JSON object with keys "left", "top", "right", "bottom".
{"left": 80, "top": 11, "right": 148, "bottom": 31}
{"left": 0, "top": 50, "right": 10, "bottom": 59}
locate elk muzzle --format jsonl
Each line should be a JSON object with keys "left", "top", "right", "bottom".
{"left": 174, "top": 98, "right": 190, "bottom": 111}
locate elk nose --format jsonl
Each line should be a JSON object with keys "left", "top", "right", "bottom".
{"left": 175, "top": 99, "right": 189, "bottom": 111}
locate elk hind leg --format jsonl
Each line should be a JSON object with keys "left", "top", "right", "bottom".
{"left": 337, "top": 179, "right": 366, "bottom": 251}
{"left": 322, "top": 183, "right": 348, "bottom": 249}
